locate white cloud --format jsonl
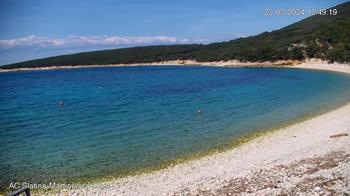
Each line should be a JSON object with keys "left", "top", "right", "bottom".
{"left": 0, "top": 35, "right": 195, "bottom": 49}
{"left": 0, "top": 35, "right": 38, "bottom": 48}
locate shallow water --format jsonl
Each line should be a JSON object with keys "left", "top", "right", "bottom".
{"left": 1, "top": 66, "right": 350, "bottom": 189}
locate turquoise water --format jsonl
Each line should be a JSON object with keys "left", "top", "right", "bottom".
{"left": 1, "top": 66, "right": 350, "bottom": 190}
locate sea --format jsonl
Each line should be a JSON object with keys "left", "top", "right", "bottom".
{"left": 1, "top": 66, "right": 350, "bottom": 190}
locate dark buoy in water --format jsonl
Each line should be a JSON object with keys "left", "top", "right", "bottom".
{"left": 197, "top": 109, "right": 202, "bottom": 114}
{"left": 59, "top": 100, "right": 64, "bottom": 107}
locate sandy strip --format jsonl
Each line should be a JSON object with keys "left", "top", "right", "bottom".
{"left": 0, "top": 58, "right": 348, "bottom": 73}
{"left": 292, "top": 59, "right": 350, "bottom": 74}
{"left": 36, "top": 63, "right": 348, "bottom": 195}
{"left": 0, "top": 59, "right": 302, "bottom": 72}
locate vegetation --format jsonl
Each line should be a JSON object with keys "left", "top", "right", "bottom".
{"left": 1, "top": 2, "right": 349, "bottom": 69}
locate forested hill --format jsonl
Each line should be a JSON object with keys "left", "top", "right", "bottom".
{"left": 1, "top": 2, "right": 349, "bottom": 69}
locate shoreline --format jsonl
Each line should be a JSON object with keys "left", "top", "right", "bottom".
{"left": 33, "top": 63, "right": 350, "bottom": 195}
{"left": 291, "top": 60, "right": 350, "bottom": 74}
{"left": 3, "top": 62, "right": 349, "bottom": 195}
{"left": 1, "top": 58, "right": 349, "bottom": 73}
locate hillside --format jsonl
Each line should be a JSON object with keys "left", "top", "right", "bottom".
{"left": 1, "top": 2, "right": 349, "bottom": 69}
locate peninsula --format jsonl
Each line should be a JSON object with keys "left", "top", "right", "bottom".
{"left": 1, "top": 2, "right": 349, "bottom": 71}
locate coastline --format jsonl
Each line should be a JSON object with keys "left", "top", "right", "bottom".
{"left": 2, "top": 58, "right": 348, "bottom": 73}
{"left": 33, "top": 63, "right": 350, "bottom": 195}
{"left": 291, "top": 58, "right": 350, "bottom": 74}
{"left": 0, "top": 60, "right": 281, "bottom": 73}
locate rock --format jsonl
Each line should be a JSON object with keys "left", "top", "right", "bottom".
{"left": 315, "top": 186, "right": 321, "bottom": 192}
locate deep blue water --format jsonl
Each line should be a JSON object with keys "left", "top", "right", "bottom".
{"left": 1, "top": 66, "right": 350, "bottom": 189}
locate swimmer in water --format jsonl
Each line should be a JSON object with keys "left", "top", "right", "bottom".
{"left": 59, "top": 100, "right": 64, "bottom": 107}
{"left": 197, "top": 109, "right": 202, "bottom": 114}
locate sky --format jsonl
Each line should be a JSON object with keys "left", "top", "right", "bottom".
{"left": 0, "top": 0, "right": 347, "bottom": 65}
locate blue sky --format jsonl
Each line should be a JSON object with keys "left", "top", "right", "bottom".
{"left": 0, "top": 0, "right": 346, "bottom": 65}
